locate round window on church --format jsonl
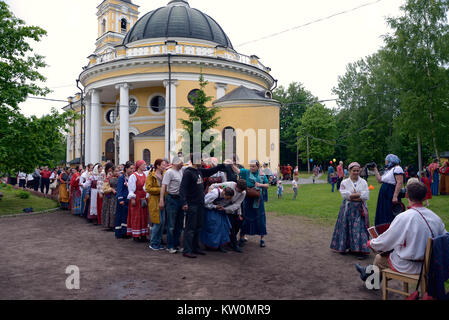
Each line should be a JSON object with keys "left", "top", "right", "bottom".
{"left": 129, "top": 98, "right": 138, "bottom": 115}
{"left": 106, "top": 109, "right": 117, "bottom": 125}
{"left": 188, "top": 89, "right": 200, "bottom": 106}
{"left": 150, "top": 96, "right": 166, "bottom": 113}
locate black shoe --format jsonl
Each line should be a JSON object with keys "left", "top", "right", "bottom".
{"left": 355, "top": 264, "right": 369, "bottom": 281}
{"left": 193, "top": 250, "right": 206, "bottom": 256}
{"left": 218, "top": 246, "right": 227, "bottom": 253}
{"left": 233, "top": 245, "right": 243, "bottom": 253}
{"left": 183, "top": 253, "right": 197, "bottom": 259}
{"left": 238, "top": 239, "right": 245, "bottom": 247}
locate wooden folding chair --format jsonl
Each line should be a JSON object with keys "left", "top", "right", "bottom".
{"left": 382, "top": 238, "right": 433, "bottom": 300}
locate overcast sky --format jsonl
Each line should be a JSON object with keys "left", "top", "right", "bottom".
{"left": 5, "top": 0, "right": 406, "bottom": 117}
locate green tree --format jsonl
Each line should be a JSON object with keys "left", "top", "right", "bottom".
{"left": 296, "top": 103, "right": 337, "bottom": 165}
{"left": 382, "top": 0, "right": 449, "bottom": 161}
{"left": 0, "top": 0, "right": 49, "bottom": 110}
{"left": 273, "top": 82, "right": 319, "bottom": 165}
{"left": 180, "top": 74, "right": 221, "bottom": 157}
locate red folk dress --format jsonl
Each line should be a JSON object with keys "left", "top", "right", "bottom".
{"left": 127, "top": 172, "right": 149, "bottom": 238}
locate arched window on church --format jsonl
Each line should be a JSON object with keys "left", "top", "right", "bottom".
{"left": 102, "top": 19, "right": 106, "bottom": 34}
{"left": 143, "top": 149, "right": 151, "bottom": 165}
{"left": 222, "top": 126, "right": 236, "bottom": 161}
{"left": 121, "top": 18, "right": 128, "bottom": 33}
{"left": 105, "top": 139, "right": 115, "bottom": 163}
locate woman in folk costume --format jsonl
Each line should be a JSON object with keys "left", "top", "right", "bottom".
{"left": 200, "top": 186, "right": 234, "bottom": 253}
{"left": 127, "top": 160, "right": 150, "bottom": 242}
{"left": 58, "top": 168, "right": 70, "bottom": 210}
{"left": 115, "top": 161, "right": 134, "bottom": 239}
{"left": 439, "top": 161, "right": 449, "bottom": 195}
{"left": 70, "top": 166, "right": 82, "bottom": 215}
{"left": 83, "top": 163, "right": 103, "bottom": 225}
{"left": 145, "top": 159, "right": 168, "bottom": 250}
{"left": 101, "top": 163, "right": 119, "bottom": 231}
{"left": 372, "top": 154, "right": 404, "bottom": 226}
{"left": 428, "top": 159, "right": 440, "bottom": 196}
{"left": 232, "top": 160, "right": 269, "bottom": 248}
{"left": 330, "top": 162, "right": 371, "bottom": 258}
{"left": 96, "top": 165, "right": 106, "bottom": 225}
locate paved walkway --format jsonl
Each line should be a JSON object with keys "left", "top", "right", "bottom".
{"left": 281, "top": 174, "right": 327, "bottom": 185}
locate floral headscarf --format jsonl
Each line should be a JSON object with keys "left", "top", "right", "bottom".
{"left": 385, "top": 154, "right": 400, "bottom": 169}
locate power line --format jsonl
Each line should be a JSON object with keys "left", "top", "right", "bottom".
{"left": 236, "top": 0, "right": 384, "bottom": 47}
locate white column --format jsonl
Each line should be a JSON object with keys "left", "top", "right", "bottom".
{"left": 90, "top": 89, "right": 102, "bottom": 164}
{"left": 116, "top": 83, "right": 130, "bottom": 164}
{"left": 163, "top": 79, "right": 178, "bottom": 160}
{"left": 85, "top": 95, "right": 92, "bottom": 164}
{"left": 215, "top": 82, "right": 228, "bottom": 100}
{"left": 66, "top": 135, "right": 71, "bottom": 164}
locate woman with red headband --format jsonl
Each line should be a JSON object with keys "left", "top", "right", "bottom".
{"left": 127, "top": 160, "right": 150, "bottom": 242}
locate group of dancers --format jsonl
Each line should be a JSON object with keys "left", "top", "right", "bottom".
{"left": 59, "top": 155, "right": 270, "bottom": 258}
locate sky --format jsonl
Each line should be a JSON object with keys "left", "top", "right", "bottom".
{"left": 5, "top": 0, "right": 406, "bottom": 117}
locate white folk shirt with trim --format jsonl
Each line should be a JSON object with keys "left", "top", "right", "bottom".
{"left": 381, "top": 166, "right": 404, "bottom": 185}
{"left": 369, "top": 207, "right": 447, "bottom": 274}
{"left": 339, "top": 177, "right": 370, "bottom": 205}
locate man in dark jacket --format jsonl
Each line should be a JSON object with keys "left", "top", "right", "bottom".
{"left": 179, "top": 153, "right": 227, "bottom": 258}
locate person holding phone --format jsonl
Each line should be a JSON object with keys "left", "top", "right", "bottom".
{"left": 372, "top": 154, "right": 404, "bottom": 226}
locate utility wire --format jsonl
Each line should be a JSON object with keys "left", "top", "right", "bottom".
{"left": 236, "top": 0, "right": 383, "bottom": 47}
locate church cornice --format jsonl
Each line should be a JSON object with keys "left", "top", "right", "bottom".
{"left": 80, "top": 55, "right": 274, "bottom": 89}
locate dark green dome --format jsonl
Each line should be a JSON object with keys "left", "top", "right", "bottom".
{"left": 123, "top": 0, "right": 233, "bottom": 49}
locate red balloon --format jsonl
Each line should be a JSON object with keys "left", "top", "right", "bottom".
{"left": 330, "top": 161, "right": 333, "bottom": 164}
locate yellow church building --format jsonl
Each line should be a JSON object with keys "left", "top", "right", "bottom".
{"left": 64, "top": 0, "right": 280, "bottom": 169}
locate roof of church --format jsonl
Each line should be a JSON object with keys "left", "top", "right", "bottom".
{"left": 214, "top": 86, "right": 275, "bottom": 104}
{"left": 123, "top": 0, "right": 233, "bottom": 49}
{"left": 135, "top": 125, "right": 165, "bottom": 138}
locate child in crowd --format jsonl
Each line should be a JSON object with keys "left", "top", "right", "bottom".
{"left": 292, "top": 179, "right": 298, "bottom": 200}
{"left": 277, "top": 181, "right": 283, "bottom": 199}
{"left": 331, "top": 172, "right": 337, "bottom": 192}
{"left": 420, "top": 171, "right": 432, "bottom": 207}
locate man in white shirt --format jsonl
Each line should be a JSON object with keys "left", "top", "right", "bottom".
{"left": 356, "top": 182, "right": 447, "bottom": 282}
{"left": 17, "top": 172, "right": 27, "bottom": 188}
{"left": 160, "top": 157, "right": 184, "bottom": 254}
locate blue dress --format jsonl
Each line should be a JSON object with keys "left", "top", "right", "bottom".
{"left": 200, "top": 209, "right": 232, "bottom": 248}
{"left": 115, "top": 174, "right": 129, "bottom": 239}
{"left": 431, "top": 170, "right": 440, "bottom": 196}
{"left": 240, "top": 169, "right": 268, "bottom": 236}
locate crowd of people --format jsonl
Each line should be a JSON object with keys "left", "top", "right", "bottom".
{"left": 38, "top": 154, "right": 272, "bottom": 258}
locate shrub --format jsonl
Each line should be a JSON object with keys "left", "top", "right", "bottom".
{"left": 5, "top": 185, "right": 13, "bottom": 191}
{"left": 16, "top": 190, "right": 30, "bottom": 199}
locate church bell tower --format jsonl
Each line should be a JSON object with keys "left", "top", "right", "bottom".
{"left": 95, "top": 0, "right": 140, "bottom": 54}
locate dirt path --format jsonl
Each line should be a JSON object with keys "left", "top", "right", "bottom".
{"left": 0, "top": 210, "right": 390, "bottom": 300}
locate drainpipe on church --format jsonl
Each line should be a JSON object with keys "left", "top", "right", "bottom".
{"left": 76, "top": 79, "right": 85, "bottom": 166}
{"left": 168, "top": 53, "right": 172, "bottom": 162}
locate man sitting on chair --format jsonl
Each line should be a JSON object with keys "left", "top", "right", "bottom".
{"left": 356, "top": 182, "right": 447, "bottom": 281}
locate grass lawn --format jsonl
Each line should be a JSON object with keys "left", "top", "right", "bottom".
{"left": 0, "top": 187, "right": 58, "bottom": 216}
{"left": 265, "top": 179, "right": 449, "bottom": 228}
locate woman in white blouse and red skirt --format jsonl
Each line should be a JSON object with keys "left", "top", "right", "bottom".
{"left": 127, "top": 160, "right": 149, "bottom": 242}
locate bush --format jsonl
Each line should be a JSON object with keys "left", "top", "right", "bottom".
{"left": 0, "top": 183, "right": 6, "bottom": 189}
{"left": 16, "top": 190, "right": 30, "bottom": 199}
{"left": 5, "top": 185, "right": 13, "bottom": 191}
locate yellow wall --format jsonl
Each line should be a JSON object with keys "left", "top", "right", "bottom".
{"left": 134, "top": 140, "right": 165, "bottom": 164}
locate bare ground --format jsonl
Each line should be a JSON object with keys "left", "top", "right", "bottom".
{"left": 0, "top": 210, "right": 399, "bottom": 300}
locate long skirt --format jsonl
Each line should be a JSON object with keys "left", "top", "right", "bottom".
{"left": 200, "top": 209, "right": 232, "bottom": 248}
{"left": 241, "top": 196, "right": 267, "bottom": 236}
{"left": 70, "top": 189, "right": 82, "bottom": 215}
{"left": 87, "top": 189, "right": 98, "bottom": 220}
{"left": 440, "top": 174, "right": 449, "bottom": 195}
{"left": 102, "top": 193, "right": 117, "bottom": 228}
{"left": 330, "top": 200, "right": 370, "bottom": 254}
{"left": 80, "top": 189, "right": 87, "bottom": 217}
{"left": 127, "top": 192, "right": 149, "bottom": 238}
{"left": 115, "top": 201, "right": 129, "bottom": 238}
{"left": 59, "top": 183, "right": 70, "bottom": 210}
{"left": 375, "top": 183, "right": 395, "bottom": 226}
{"left": 97, "top": 194, "right": 103, "bottom": 225}
{"left": 431, "top": 171, "right": 440, "bottom": 196}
